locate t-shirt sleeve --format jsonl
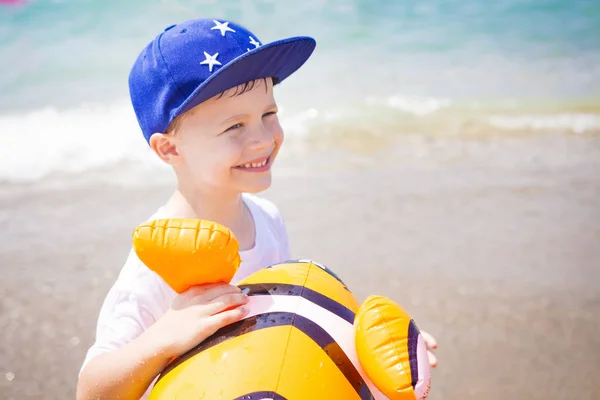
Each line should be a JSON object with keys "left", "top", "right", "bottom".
{"left": 79, "top": 250, "right": 171, "bottom": 376}
{"left": 247, "top": 194, "right": 292, "bottom": 262}
{"left": 276, "top": 209, "right": 292, "bottom": 261}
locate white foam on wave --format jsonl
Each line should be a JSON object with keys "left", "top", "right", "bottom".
{"left": 365, "top": 95, "right": 452, "bottom": 116}
{"left": 0, "top": 100, "right": 316, "bottom": 184}
{"left": 0, "top": 101, "right": 165, "bottom": 183}
{"left": 488, "top": 113, "right": 600, "bottom": 134}
{"left": 1, "top": 96, "right": 597, "bottom": 185}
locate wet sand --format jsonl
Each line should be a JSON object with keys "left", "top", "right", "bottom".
{"left": 1, "top": 131, "right": 599, "bottom": 399}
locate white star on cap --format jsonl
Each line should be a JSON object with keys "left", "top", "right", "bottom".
{"left": 200, "top": 51, "right": 221, "bottom": 72}
{"left": 249, "top": 36, "right": 261, "bottom": 48}
{"left": 211, "top": 20, "right": 235, "bottom": 36}
{"left": 247, "top": 36, "right": 261, "bottom": 52}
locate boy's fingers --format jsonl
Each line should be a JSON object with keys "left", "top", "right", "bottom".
{"left": 205, "top": 293, "right": 249, "bottom": 315}
{"left": 421, "top": 330, "right": 438, "bottom": 349}
{"left": 427, "top": 350, "right": 438, "bottom": 368}
{"left": 184, "top": 283, "right": 242, "bottom": 303}
{"left": 205, "top": 306, "right": 249, "bottom": 333}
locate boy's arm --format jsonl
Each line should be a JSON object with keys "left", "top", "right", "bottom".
{"left": 76, "top": 262, "right": 172, "bottom": 400}
{"left": 76, "top": 325, "right": 172, "bottom": 400}
{"left": 76, "top": 277, "right": 248, "bottom": 400}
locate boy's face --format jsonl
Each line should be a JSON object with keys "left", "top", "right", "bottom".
{"left": 151, "top": 78, "right": 283, "bottom": 195}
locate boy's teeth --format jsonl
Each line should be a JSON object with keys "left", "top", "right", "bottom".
{"left": 241, "top": 159, "right": 267, "bottom": 168}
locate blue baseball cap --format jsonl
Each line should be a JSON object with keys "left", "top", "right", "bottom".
{"left": 128, "top": 18, "right": 317, "bottom": 143}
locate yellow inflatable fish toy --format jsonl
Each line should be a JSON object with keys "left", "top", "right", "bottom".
{"left": 132, "top": 218, "right": 431, "bottom": 400}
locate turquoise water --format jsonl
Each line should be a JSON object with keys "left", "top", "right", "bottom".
{"left": 0, "top": 0, "right": 599, "bottom": 183}
{"left": 2, "top": 0, "right": 599, "bottom": 109}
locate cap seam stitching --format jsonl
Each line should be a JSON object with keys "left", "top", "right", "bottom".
{"left": 156, "top": 31, "right": 188, "bottom": 122}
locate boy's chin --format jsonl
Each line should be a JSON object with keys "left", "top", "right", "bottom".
{"left": 238, "top": 176, "right": 273, "bottom": 194}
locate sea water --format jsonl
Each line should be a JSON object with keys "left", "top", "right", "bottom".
{"left": 1, "top": 0, "right": 599, "bottom": 184}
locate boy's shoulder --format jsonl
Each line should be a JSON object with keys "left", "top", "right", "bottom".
{"left": 111, "top": 207, "right": 172, "bottom": 291}
{"left": 243, "top": 193, "right": 285, "bottom": 223}
{"left": 243, "top": 193, "right": 290, "bottom": 260}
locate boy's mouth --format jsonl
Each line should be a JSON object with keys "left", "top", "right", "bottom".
{"left": 233, "top": 155, "right": 271, "bottom": 172}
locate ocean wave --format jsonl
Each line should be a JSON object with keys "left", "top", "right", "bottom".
{"left": 1, "top": 96, "right": 598, "bottom": 185}
{"left": 0, "top": 99, "right": 320, "bottom": 185}
{"left": 365, "top": 95, "right": 452, "bottom": 116}
{"left": 488, "top": 113, "right": 600, "bottom": 134}
{"left": 0, "top": 101, "right": 163, "bottom": 183}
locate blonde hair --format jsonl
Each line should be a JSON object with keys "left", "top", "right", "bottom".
{"left": 165, "top": 114, "right": 183, "bottom": 135}
{"left": 164, "top": 77, "right": 275, "bottom": 135}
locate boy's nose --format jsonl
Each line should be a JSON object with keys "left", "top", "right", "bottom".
{"left": 247, "top": 125, "right": 274, "bottom": 150}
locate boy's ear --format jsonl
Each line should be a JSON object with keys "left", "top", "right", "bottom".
{"left": 149, "top": 133, "right": 181, "bottom": 165}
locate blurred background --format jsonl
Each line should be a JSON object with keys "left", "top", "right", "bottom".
{"left": 1, "top": 0, "right": 599, "bottom": 399}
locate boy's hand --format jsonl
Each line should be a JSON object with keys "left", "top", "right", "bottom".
{"left": 149, "top": 282, "right": 249, "bottom": 358}
{"left": 421, "top": 330, "right": 438, "bottom": 368}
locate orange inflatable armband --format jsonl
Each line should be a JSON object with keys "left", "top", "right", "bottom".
{"left": 355, "top": 295, "right": 431, "bottom": 400}
{"left": 132, "top": 218, "right": 241, "bottom": 293}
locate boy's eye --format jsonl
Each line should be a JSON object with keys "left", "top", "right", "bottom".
{"left": 223, "top": 111, "right": 277, "bottom": 133}
{"left": 225, "top": 123, "right": 243, "bottom": 132}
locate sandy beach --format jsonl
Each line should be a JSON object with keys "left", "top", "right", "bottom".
{"left": 1, "top": 130, "right": 599, "bottom": 400}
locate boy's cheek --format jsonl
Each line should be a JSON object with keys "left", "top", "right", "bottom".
{"left": 274, "top": 126, "right": 284, "bottom": 145}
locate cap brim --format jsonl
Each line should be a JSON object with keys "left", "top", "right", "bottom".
{"left": 174, "top": 36, "right": 316, "bottom": 118}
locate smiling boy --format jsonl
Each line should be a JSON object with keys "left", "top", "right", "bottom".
{"left": 76, "top": 17, "right": 437, "bottom": 400}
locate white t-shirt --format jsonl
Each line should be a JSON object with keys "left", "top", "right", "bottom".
{"left": 79, "top": 193, "right": 291, "bottom": 399}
